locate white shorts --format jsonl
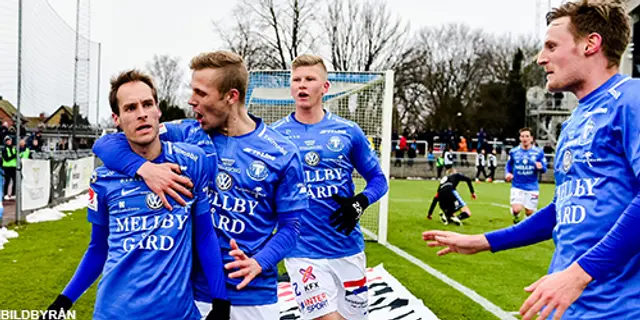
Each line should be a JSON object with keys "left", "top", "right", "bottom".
{"left": 195, "top": 300, "right": 279, "bottom": 320}
{"left": 284, "top": 252, "right": 368, "bottom": 320}
{"left": 510, "top": 188, "right": 539, "bottom": 210}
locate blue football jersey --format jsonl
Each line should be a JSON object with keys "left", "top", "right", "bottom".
{"left": 159, "top": 117, "right": 307, "bottom": 306}
{"left": 271, "top": 111, "right": 380, "bottom": 259}
{"left": 88, "top": 141, "right": 210, "bottom": 320}
{"left": 551, "top": 74, "right": 640, "bottom": 319}
{"left": 506, "top": 145, "right": 547, "bottom": 191}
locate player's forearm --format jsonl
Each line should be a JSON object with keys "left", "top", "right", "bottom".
{"left": 61, "top": 224, "right": 109, "bottom": 302}
{"left": 92, "top": 133, "right": 146, "bottom": 177}
{"left": 577, "top": 193, "right": 640, "bottom": 281}
{"left": 253, "top": 212, "right": 300, "bottom": 271}
{"left": 485, "top": 201, "right": 556, "bottom": 252}
{"left": 360, "top": 165, "right": 388, "bottom": 204}
{"left": 194, "top": 213, "right": 228, "bottom": 300}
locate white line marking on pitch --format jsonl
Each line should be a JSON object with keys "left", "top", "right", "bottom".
{"left": 384, "top": 243, "right": 517, "bottom": 320}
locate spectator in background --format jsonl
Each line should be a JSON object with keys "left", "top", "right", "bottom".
{"left": 392, "top": 131, "right": 399, "bottom": 151}
{"left": 458, "top": 136, "right": 470, "bottom": 167}
{"left": 475, "top": 149, "right": 488, "bottom": 182}
{"left": 19, "top": 139, "right": 30, "bottom": 159}
{"left": 28, "top": 129, "right": 43, "bottom": 152}
{"left": 394, "top": 144, "right": 405, "bottom": 167}
{"left": 58, "top": 138, "right": 69, "bottom": 151}
{"left": 427, "top": 149, "right": 435, "bottom": 172}
{"left": 487, "top": 149, "right": 498, "bottom": 182}
{"left": 2, "top": 136, "right": 16, "bottom": 200}
{"left": 0, "top": 122, "right": 9, "bottom": 144}
{"left": 477, "top": 127, "right": 486, "bottom": 151}
{"left": 407, "top": 140, "right": 417, "bottom": 167}
{"left": 399, "top": 131, "right": 408, "bottom": 151}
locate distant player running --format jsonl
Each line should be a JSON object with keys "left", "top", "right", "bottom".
{"left": 505, "top": 128, "right": 547, "bottom": 223}
{"left": 427, "top": 170, "right": 476, "bottom": 226}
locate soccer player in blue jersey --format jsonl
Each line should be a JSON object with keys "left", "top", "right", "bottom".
{"left": 423, "top": 1, "right": 640, "bottom": 319}
{"left": 43, "top": 70, "right": 229, "bottom": 319}
{"left": 270, "top": 54, "right": 388, "bottom": 320}
{"left": 91, "top": 51, "right": 307, "bottom": 320}
{"left": 505, "top": 128, "right": 547, "bottom": 223}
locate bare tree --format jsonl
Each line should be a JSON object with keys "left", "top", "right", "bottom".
{"left": 239, "top": 0, "right": 318, "bottom": 69}
{"left": 213, "top": 8, "right": 277, "bottom": 70}
{"left": 324, "top": 0, "right": 408, "bottom": 71}
{"left": 146, "top": 55, "right": 185, "bottom": 106}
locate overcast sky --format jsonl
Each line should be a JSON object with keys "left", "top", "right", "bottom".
{"left": 46, "top": 0, "right": 564, "bottom": 123}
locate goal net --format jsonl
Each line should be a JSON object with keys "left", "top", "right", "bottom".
{"left": 246, "top": 70, "right": 393, "bottom": 244}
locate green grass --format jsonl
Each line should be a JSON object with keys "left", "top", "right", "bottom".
{"left": 0, "top": 209, "right": 97, "bottom": 319}
{"left": 0, "top": 180, "right": 556, "bottom": 320}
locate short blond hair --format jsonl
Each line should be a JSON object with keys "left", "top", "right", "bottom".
{"left": 546, "top": 0, "right": 630, "bottom": 68}
{"left": 190, "top": 51, "right": 248, "bottom": 102}
{"left": 292, "top": 54, "right": 328, "bottom": 76}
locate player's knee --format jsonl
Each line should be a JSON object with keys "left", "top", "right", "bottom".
{"left": 525, "top": 209, "right": 535, "bottom": 216}
{"left": 511, "top": 205, "right": 523, "bottom": 214}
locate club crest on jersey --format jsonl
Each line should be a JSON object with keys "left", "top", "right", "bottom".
{"left": 523, "top": 158, "right": 528, "bottom": 165}
{"left": 216, "top": 171, "right": 233, "bottom": 191}
{"left": 580, "top": 119, "right": 596, "bottom": 145}
{"left": 246, "top": 160, "right": 269, "bottom": 181}
{"left": 145, "top": 193, "right": 164, "bottom": 210}
{"left": 562, "top": 149, "right": 572, "bottom": 172}
{"left": 305, "top": 151, "right": 321, "bottom": 166}
{"left": 327, "top": 136, "right": 344, "bottom": 152}
{"left": 88, "top": 187, "right": 97, "bottom": 211}
{"left": 90, "top": 171, "right": 98, "bottom": 184}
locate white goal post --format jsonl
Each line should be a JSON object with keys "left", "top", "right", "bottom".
{"left": 245, "top": 70, "right": 394, "bottom": 245}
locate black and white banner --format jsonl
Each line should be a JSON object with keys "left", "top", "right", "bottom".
{"left": 278, "top": 264, "right": 439, "bottom": 320}
{"left": 21, "top": 159, "right": 51, "bottom": 211}
{"left": 64, "top": 157, "right": 94, "bottom": 198}
{"left": 49, "top": 159, "right": 67, "bottom": 202}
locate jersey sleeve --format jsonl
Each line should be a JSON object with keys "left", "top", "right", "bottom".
{"left": 274, "top": 151, "right": 308, "bottom": 214}
{"left": 537, "top": 149, "right": 548, "bottom": 173}
{"left": 619, "top": 100, "right": 640, "bottom": 179}
{"left": 92, "top": 133, "right": 145, "bottom": 177}
{"left": 87, "top": 175, "right": 109, "bottom": 226}
{"left": 190, "top": 148, "right": 212, "bottom": 217}
{"left": 505, "top": 150, "right": 514, "bottom": 174}
{"left": 350, "top": 125, "right": 379, "bottom": 175}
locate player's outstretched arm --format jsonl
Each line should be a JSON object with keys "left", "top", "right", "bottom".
{"left": 92, "top": 133, "right": 194, "bottom": 210}
{"left": 422, "top": 230, "right": 491, "bottom": 256}
{"left": 484, "top": 200, "right": 556, "bottom": 252}
{"left": 458, "top": 173, "right": 475, "bottom": 195}
{"left": 42, "top": 224, "right": 108, "bottom": 317}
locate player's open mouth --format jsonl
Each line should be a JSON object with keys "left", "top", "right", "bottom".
{"left": 298, "top": 92, "right": 309, "bottom": 98}
{"left": 136, "top": 124, "right": 152, "bottom": 132}
{"left": 195, "top": 112, "right": 204, "bottom": 121}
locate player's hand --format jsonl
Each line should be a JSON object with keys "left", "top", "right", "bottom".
{"left": 520, "top": 262, "right": 592, "bottom": 320}
{"left": 41, "top": 295, "right": 73, "bottom": 319}
{"left": 505, "top": 173, "right": 514, "bottom": 182}
{"left": 471, "top": 193, "right": 477, "bottom": 200}
{"left": 137, "top": 162, "right": 193, "bottom": 210}
{"left": 535, "top": 161, "right": 543, "bottom": 170}
{"left": 330, "top": 194, "right": 369, "bottom": 235}
{"left": 225, "top": 239, "right": 263, "bottom": 290}
{"left": 206, "top": 299, "right": 231, "bottom": 320}
{"left": 422, "top": 231, "right": 491, "bottom": 256}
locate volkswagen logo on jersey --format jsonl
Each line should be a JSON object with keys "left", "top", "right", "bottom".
{"left": 246, "top": 160, "right": 269, "bottom": 181}
{"left": 327, "top": 136, "right": 345, "bottom": 152}
{"left": 305, "top": 151, "right": 321, "bottom": 166}
{"left": 216, "top": 171, "right": 233, "bottom": 191}
{"left": 146, "top": 193, "right": 164, "bottom": 210}
{"left": 562, "top": 149, "right": 572, "bottom": 172}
